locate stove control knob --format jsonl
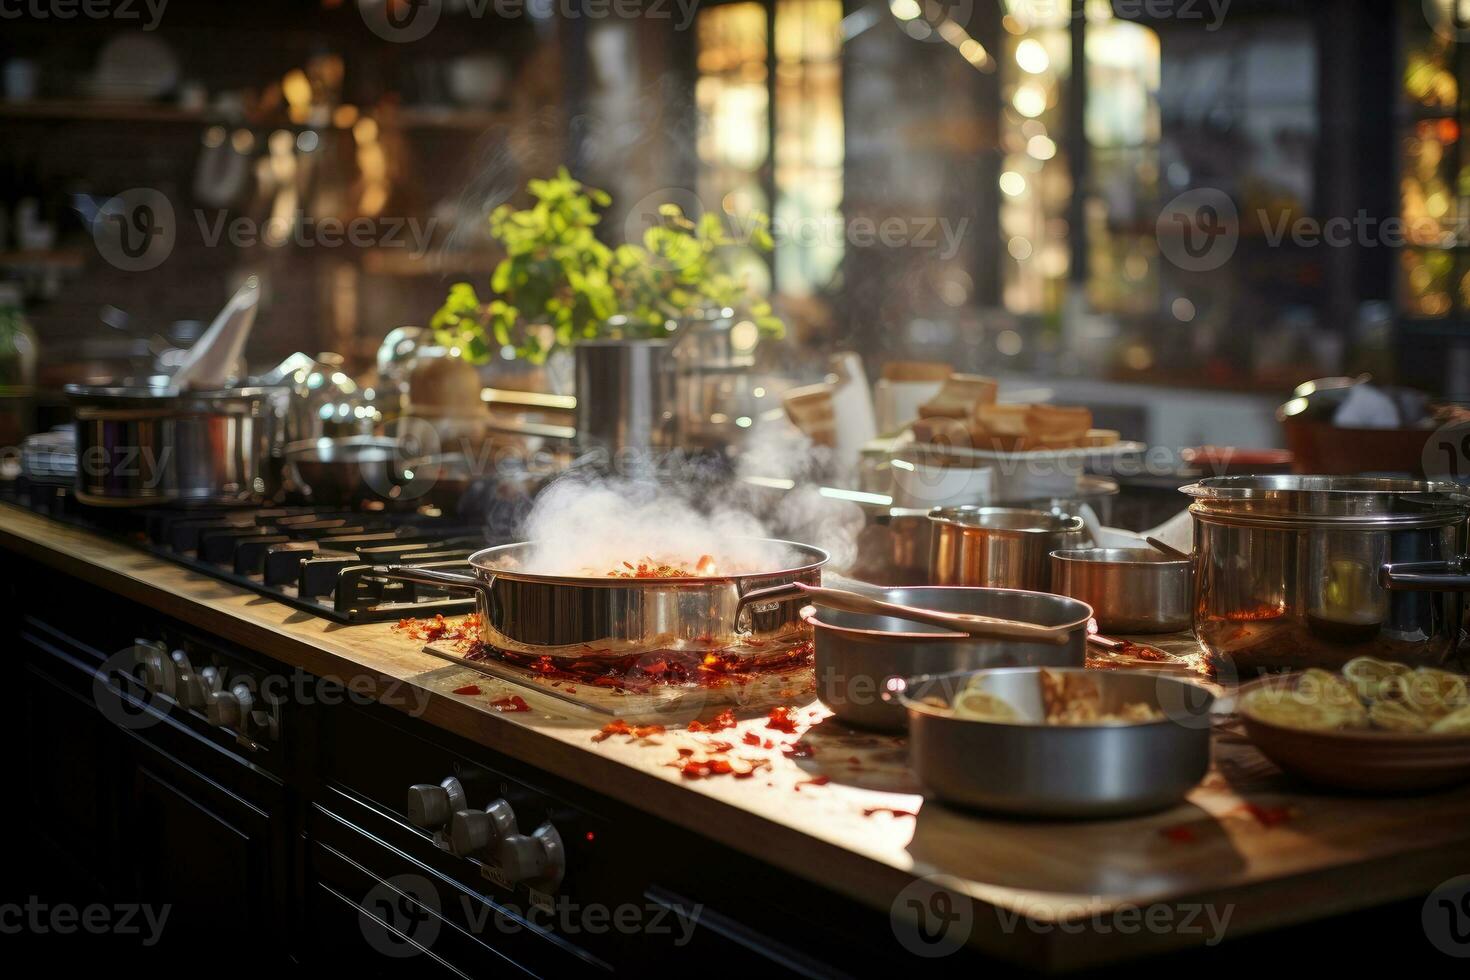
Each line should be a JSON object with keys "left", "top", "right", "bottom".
{"left": 206, "top": 682, "right": 254, "bottom": 729}
{"left": 405, "top": 777, "right": 466, "bottom": 831}
{"left": 166, "top": 650, "right": 198, "bottom": 704}
{"left": 497, "top": 823, "right": 565, "bottom": 889}
{"left": 448, "top": 799, "right": 517, "bottom": 858}
{"left": 132, "top": 642, "right": 170, "bottom": 694}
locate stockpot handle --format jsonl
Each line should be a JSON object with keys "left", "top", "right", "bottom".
{"left": 373, "top": 565, "right": 495, "bottom": 602}
{"left": 1379, "top": 559, "right": 1470, "bottom": 592}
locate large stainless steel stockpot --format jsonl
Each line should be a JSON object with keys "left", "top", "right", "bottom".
{"left": 1050, "top": 548, "right": 1192, "bottom": 633}
{"left": 802, "top": 587, "right": 1091, "bottom": 731}
{"left": 1183, "top": 476, "right": 1470, "bottom": 671}
{"left": 68, "top": 385, "right": 284, "bottom": 506}
{"left": 376, "top": 539, "right": 827, "bottom": 658}
{"left": 928, "top": 506, "right": 1086, "bottom": 591}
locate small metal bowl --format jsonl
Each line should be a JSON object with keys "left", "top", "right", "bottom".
{"left": 1049, "top": 548, "right": 1192, "bottom": 633}
{"left": 900, "top": 667, "right": 1215, "bottom": 818}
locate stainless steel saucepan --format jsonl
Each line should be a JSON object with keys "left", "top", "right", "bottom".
{"left": 1050, "top": 547, "right": 1192, "bottom": 633}
{"left": 928, "top": 506, "right": 1086, "bottom": 591}
{"left": 375, "top": 539, "right": 828, "bottom": 658}
{"left": 791, "top": 586, "right": 1092, "bottom": 731}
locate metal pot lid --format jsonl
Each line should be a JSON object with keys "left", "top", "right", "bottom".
{"left": 927, "top": 506, "right": 1085, "bottom": 534}
{"left": 1181, "top": 475, "right": 1470, "bottom": 526}
{"left": 65, "top": 383, "right": 282, "bottom": 409}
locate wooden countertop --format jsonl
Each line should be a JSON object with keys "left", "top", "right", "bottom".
{"left": 3, "top": 502, "right": 1468, "bottom": 970}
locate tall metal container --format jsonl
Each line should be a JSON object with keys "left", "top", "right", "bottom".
{"left": 572, "top": 338, "right": 673, "bottom": 456}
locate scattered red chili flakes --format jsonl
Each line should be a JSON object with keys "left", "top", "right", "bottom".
{"left": 591, "top": 719, "right": 667, "bottom": 742}
{"left": 1235, "top": 802, "right": 1294, "bottom": 828}
{"left": 465, "top": 640, "right": 813, "bottom": 694}
{"left": 766, "top": 706, "right": 801, "bottom": 734}
{"left": 687, "top": 708, "right": 738, "bottom": 733}
{"left": 671, "top": 755, "right": 769, "bottom": 780}
{"left": 704, "top": 739, "right": 734, "bottom": 753}
{"left": 452, "top": 684, "right": 482, "bottom": 696}
{"left": 795, "top": 775, "right": 831, "bottom": 792}
{"left": 1160, "top": 824, "right": 1197, "bottom": 844}
{"left": 863, "top": 807, "right": 918, "bottom": 819}
{"left": 488, "top": 695, "right": 531, "bottom": 713}
{"left": 741, "top": 731, "right": 763, "bottom": 746}
{"left": 395, "top": 614, "right": 483, "bottom": 646}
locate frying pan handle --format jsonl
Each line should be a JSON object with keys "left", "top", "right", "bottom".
{"left": 373, "top": 565, "right": 495, "bottom": 601}
{"left": 1379, "top": 559, "right": 1470, "bottom": 592}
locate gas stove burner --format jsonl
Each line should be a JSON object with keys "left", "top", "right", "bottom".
{"left": 2, "top": 480, "right": 504, "bottom": 623}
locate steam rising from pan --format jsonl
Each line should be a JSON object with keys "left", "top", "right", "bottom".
{"left": 517, "top": 474, "right": 800, "bottom": 577}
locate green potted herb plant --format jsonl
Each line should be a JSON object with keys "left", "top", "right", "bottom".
{"left": 430, "top": 169, "right": 783, "bottom": 451}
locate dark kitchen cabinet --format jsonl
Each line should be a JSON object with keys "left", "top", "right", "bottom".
{"left": 20, "top": 660, "right": 122, "bottom": 899}
{"left": 116, "top": 739, "right": 281, "bottom": 951}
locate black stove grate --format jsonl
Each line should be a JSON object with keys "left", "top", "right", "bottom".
{"left": 3, "top": 481, "right": 502, "bottom": 622}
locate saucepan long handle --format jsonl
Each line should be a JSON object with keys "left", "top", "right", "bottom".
{"left": 1379, "top": 559, "right": 1470, "bottom": 592}
{"left": 747, "top": 581, "right": 1072, "bottom": 646}
{"left": 373, "top": 564, "right": 494, "bottom": 601}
